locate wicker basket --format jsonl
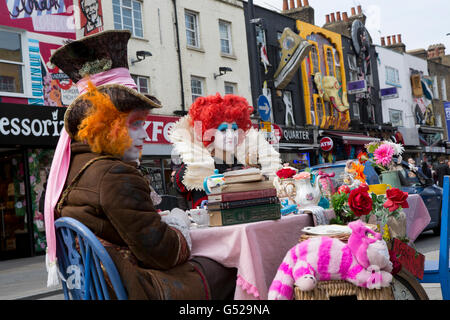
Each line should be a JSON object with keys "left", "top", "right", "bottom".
{"left": 294, "top": 280, "right": 394, "bottom": 300}
{"left": 299, "top": 223, "right": 378, "bottom": 243}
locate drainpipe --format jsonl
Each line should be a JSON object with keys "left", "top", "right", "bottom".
{"left": 172, "top": 0, "right": 187, "bottom": 115}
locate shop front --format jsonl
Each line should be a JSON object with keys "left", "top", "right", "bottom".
{"left": 318, "top": 131, "right": 379, "bottom": 163}
{"left": 276, "top": 126, "right": 318, "bottom": 168}
{"left": 0, "top": 103, "right": 65, "bottom": 260}
{"left": 141, "top": 114, "right": 180, "bottom": 195}
{"left": 419, "top": 126, "right": 446, "bottom": 164}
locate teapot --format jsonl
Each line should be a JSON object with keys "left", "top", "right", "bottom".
{"left": 293, "top": 172, "right": 321, "bottom": 208}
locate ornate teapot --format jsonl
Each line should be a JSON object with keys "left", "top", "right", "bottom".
{"left": 293, "top": 172, "right": 321, "bottom": 208}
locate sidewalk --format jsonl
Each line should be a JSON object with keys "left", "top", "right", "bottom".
{"left": 0, "top": 251, "right": 443, "bottom": 300}
{"left": 0, "top": 255, "right": 63, "bottom": 300}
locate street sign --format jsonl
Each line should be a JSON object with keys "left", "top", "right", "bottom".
{"left": 320, "top": 137, "right": 334, "bottom": 152}
{"left": 257, "top": 95, "right": 271, "bottom": 122}
{"left": 380, "top": 87, "right": 399, "bottom": 100}
{"left": 444, "top": 102, "right": 450, "bottom": 140}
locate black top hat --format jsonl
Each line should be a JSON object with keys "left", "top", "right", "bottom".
{"left": 50, "top": 30, "right": 161, "bottom": 139}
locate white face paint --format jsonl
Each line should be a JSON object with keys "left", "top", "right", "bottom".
{"left": 123, "top": 110, "right": 149, "bottom": 162}
{"left": 213, "top": 122, "right": 238, "bottom": 154}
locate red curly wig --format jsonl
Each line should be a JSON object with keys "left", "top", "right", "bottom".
{"left": 76, "top": 81, "right": 132, "bottom": 156}
{"left": 188, "top": 93, "right": 254, "bottom": 147}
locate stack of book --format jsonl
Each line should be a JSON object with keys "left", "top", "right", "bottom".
{"left": 207, "top": 168, "right": 281, "bottom": 226}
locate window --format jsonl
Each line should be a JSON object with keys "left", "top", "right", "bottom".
{"left": 310, "top": 43, "right": 319, "bottom": 74}
{"left": 0, "top": 30, "right": 25, "bottom": 94}
{"left": 441, "top": 77, "right": 447, "bottom": 101}
{"left": 432, "top": 76, "right": 439, "bottom": 99}
{"left": 185, "top": 11, "right": 200, "bottom": 48}
{"left": 385, "top": 66, "right": 400, "bottom": 87}
{"left": 131, "top": 75, "right": 149, "bottom": 94}
{"left": 277, "top": 32, "right": 283, "bottom": 60}
{"left": 348, "top": 55, "right": 358, "bottom": 82}
{"left": 325, "top": 48, "right": 334, "bottom": 76}
{"left": 389, "top": 109, "right": 403, "bottom": 126}
{"left": 352, "top": 102, "right": 360, "bottom": 119}
{"left": 219, "top": 20, "right": 232, "bottom": 55}
{"left": 191, "top": 76, "right": 204, "bottom": 102}
{"left": 224, "top": 82, "right": 236, "bottom": 95}
{"left": 113, "top": 0, "right": 143, "bottom": 38}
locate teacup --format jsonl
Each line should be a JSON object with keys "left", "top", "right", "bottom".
{"left": 188, "top": 208, "right": 209, "bottom": 226}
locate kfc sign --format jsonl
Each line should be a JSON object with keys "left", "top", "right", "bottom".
{"left": 144, "top": 115, "right": 179, "bottom": 144}
{"left": 320, "top": 137, "right": 334, "bottom": 152}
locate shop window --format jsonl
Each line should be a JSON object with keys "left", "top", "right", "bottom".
{"left": 185, "top": 10, "right": 200, "bottom": 48}
{"left": 113, "top": 0, "right": 143, "bottom": 38}
{"left": 131, "top": 74, "right": 149, "bottom": 94}
{"left": 0, "top": 29, "right": 26, "bottom": 95}
{"left": 389, "top": 109, "right": 403, "bottom": 127}
{"left": 191, "top": 76, "right": 204, "bottom": 103}
{"left": 219, "top": 20, "right": 232, "bottom": 55}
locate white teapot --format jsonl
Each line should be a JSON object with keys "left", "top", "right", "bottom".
{"left": 293, "top": 172, "right": 321, "bottom": 208}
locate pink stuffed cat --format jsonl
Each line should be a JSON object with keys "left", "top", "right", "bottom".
{"left": 268, "top": 220, "right": 393, "bottom": 300}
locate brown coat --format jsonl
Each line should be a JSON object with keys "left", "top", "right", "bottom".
{"left": 57, "top": 142, "right": 210, "bottom": 299}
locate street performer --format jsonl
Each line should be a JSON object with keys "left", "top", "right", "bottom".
{"left": 43, "top": 30, "right": 235, "bottom": 299}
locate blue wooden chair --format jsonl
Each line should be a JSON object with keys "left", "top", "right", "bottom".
{"left": 419, "top": 175, "right": 450, "bottom": 300}
{"left": 55, "top": 217, "right": 128, "bottom": 300}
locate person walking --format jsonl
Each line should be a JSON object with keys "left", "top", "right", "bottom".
{"left": 421, "top": 160, "right": 432, "bottom": 179}
{"left": 435, "top": 156, "right": 450, "bottom": 187}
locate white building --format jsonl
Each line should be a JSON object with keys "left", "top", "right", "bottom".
{"left": 375, "top": 45, "right": 428, "bottom": 158}
{"left": 76, "top": 0, "right": 252, "bottom": 116}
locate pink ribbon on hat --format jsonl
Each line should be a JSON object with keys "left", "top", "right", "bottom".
{"left": 44, "top": 67, "right": 137, "bottom": 287}
{"left": 76, "top": 67, "right": 138, "bottom": 94}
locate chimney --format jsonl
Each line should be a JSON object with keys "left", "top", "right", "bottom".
{"left": 282, "top": 0, "right": 315, "bottom": 25}
{"left": 386, "top": 34, "right": 406, "bottom": 53}
{"left": 357, "top": 5, "right": 362, "bottom": 14}
{"left": 397, "top": 34, "right": 402, "bottom": 43}
{"left": 336, "top": 11, "right": 341, "bottom": 21}
{"left": 392, "top": 35, "right": 397, "bottom": 44}
{"left": 387, "top": 36, "right": 391, "bottom": 46}
{"left": 351, "top": 7, "right": 356, "bottom": 16}
{"left": 381, "top": 37, "right": 386, "bottom": 46}
{"left": 325, "top": 14, "right": 330, "bottom": 24}
{"left": 330, "top": 12, "right": 336, "bottom": 22}
{"left": 342, "top": 12, "right": 349, "bottom": 21}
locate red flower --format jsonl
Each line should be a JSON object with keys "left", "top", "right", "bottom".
{"left": 357, "top": 151, "right": 369, "bottom": 164}
{"left": 383, "top": 188, "right": 409, "bottom": 212}
{"left": 348, "top": 184, "right": 373, "bottom": 217}
{"left": 389, "top": 249, "right": 402, "bottom": 275}
{"left": 338, "top": 185, "right": 350, "bottom": 194}
{"left": 276, "top": 168, "right": 297, "bottom": 179}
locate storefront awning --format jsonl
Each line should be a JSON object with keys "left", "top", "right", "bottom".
{"left": 325, "top": 132, "right": 380, "bottom": 145}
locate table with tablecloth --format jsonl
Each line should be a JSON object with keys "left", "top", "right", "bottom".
{"left": 189, "top": 213, "right": 314, "bottom": 300}
{"left": 188, "top": 194, "right": 431, "bottom": 300}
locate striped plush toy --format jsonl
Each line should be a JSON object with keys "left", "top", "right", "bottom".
{"left": 268, "top": 220, "right": 393, "bottom": 300}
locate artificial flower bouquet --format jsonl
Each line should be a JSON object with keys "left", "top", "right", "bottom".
{"left": 274, "top": 165, "right": 298, "bottom": 203}
{"left": 362, "top": 140, "right": 405, "bottom": 172}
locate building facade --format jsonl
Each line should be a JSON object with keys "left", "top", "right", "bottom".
{"left": 0, "top": 0, "right": 76, "bottom": 259}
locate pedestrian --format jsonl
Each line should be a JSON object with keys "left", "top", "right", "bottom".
{"left": 421, "top": 160, "right": 432, "bottom": 179}
{"left": 435, "top": 156, "right": 450, "bottom": 187}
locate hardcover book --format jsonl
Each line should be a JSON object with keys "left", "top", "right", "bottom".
{"left": 209, "top": 179, "right": 275, "bottom": 195}
{"left": 207, "top": 196, "right": 279, "bottom": 210}
{"left": 207, "top": 188, "right": 277, "bottom": 203}
{"left": 209, "top": 203, "right": 281, "bottom": 227}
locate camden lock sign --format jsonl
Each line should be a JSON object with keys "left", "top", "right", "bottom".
{"left": 0, "top": 103, "right": 66, "bottom": 147}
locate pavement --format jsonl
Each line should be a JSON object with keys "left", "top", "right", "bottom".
{"left": 0, "top": 231, "right": 445, "bottom": 300}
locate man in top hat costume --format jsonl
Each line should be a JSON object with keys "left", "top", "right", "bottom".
{"left": 169, "top": 93, "right": 282, "bottom": 209}
{"left": 44, "top": 30, "right": 235, "bottom": 299}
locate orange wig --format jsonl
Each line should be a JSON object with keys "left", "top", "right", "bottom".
{"left": 76, "top": 82, "right": 132, "bottom": 156}
{"left": 188, "top": 93, "right": 254, "bottom": 147}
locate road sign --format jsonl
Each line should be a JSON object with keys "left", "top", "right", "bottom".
{"left": 257, "top": 95, "right": 271, "bottom": 122}
{"left": 320, "top": 137, "right": 334, "bottom": 152}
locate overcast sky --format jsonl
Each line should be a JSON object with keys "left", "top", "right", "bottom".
{"left": 252, "top": 0, "right": 450, "bottom": 53}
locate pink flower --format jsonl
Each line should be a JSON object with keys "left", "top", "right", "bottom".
{"left": 374, "top": 144, "right": 394, "bottom": 167}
